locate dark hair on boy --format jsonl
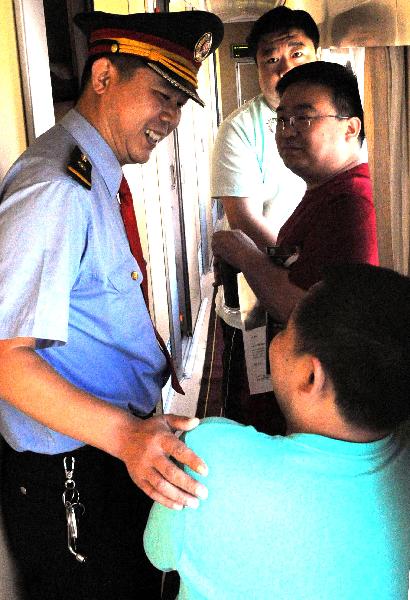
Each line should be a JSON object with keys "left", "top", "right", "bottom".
{"left": 247, "top": 6, "right": 320, "bottom": 60}
{"left": 277, "top": 61, "right": 365, "bottom": 144}
{"left": 294, "top": 263, "right": 410, "bottom": 432}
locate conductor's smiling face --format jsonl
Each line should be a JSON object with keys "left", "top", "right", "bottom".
{"left": 96, "top": 62, "right": 188, "bottom": 165}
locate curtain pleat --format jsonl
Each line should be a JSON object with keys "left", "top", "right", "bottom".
{"left": 364, "top": 46, "right": 410, "bottom": 274}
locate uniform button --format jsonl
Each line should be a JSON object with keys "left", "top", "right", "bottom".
{"left": 131, "top": 271, "right": 139, "bottom": 281}
{"left": 20, "top": 486, "right": 27, "bottom": 495}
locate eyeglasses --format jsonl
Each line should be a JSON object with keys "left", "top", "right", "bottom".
{"left": 268, "top": 114, "right": 350, "bottom": 133}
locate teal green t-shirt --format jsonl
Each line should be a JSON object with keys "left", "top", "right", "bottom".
{"left": 144, "top": 418, "right": 410, "bottom": 599}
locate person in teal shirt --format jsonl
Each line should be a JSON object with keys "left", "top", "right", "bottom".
{"left": 144, "top": 263, "right": 410, "bottom": 599}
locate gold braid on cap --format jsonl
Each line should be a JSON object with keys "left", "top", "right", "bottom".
{"left": 91, "top": 36, "right": 199, "bottom": 88}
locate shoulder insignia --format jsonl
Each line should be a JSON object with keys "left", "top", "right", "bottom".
{"left": 67, "top": 146, "right": 92, "bottom": 190}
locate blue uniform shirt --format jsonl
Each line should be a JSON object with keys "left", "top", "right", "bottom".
{"left": 0, "top": 109, "right": 167, "bottom": 453}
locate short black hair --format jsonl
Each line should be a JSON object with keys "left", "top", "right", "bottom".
{"left": 247, "top": 6, "right": 320, "bottom": 60}
{"left": 294, "top": 264, "right": 410, "bottom": 432}
{"left": 79, "top": 54, "right": 148, "bottom": 95}
{"left": 277, "top": 61, "right": 365, "bottom": 145}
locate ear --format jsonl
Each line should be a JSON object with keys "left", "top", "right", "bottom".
{"left": 315, "top": 47, "right": 322, "bottom": 60}
{"left": 90, "top": 58, "right": 116, "bottom": 95}
{"left": 298, "top": 355, "right": 327, "bottom": 398}
{"left": 345, "top": 116, "right": 362, "bottom": 142}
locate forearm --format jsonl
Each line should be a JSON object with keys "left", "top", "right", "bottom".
{"left": 222, "top": 196, "right": 278, "bottom": 250}
{"left": 212, "top": 230, "right": 305, "bottom": 321}
{"left": 0, "top": 342, "right": 137, "bottom": 459}
{"left": 239, "top": 250, "right": 306, "bottom": 322}
{"left": 227, "top": 211, "right": 278, "bottom": 250}
{"left": 0, "top": 340, "right": 208, "bottom": 509}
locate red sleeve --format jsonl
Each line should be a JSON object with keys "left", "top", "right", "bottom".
{"left": 288, "top": 192, "right": 379, "bottom": 290}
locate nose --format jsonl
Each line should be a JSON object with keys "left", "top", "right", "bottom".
{"left": 277, "top": 56, "right": 291, "bottom": 79}
{"left": 277, "top": 120, "right": 297, "bottom": 139}
{"left": 159, "top": 104, "right": 181, "bottom": 129}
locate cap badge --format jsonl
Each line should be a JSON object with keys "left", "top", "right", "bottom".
{"left": 194, "top": 32, "right": 212, "bottom": 62}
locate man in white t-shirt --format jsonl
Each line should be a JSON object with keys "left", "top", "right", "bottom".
{"left": 211, "top": 7, "right": 319, "bottom": 428}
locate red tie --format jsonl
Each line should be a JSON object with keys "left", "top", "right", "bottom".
{"left": 119, "top": 176, "right": 149, "bottom": 304}
{"left": 118, "top": 175, "right": 184, "bottom": 395}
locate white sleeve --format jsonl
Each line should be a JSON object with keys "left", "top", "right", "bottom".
{"left": 211, "top": 115, "right": 264, "bottom": 199}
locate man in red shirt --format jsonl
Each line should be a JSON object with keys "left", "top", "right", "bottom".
{"left": 213, "top": 61, "right": 378, "bottom": 325}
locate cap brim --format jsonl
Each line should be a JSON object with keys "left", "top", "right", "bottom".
{"left": 147, "top": 62, "right": 205, "bottom": 107}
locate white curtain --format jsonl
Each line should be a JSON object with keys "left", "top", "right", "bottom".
{"left": 364, "top": 46, "right": 410, "bottom": 274}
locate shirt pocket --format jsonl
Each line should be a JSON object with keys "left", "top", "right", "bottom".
{"left": 106, "top": 256, "right": 143, "bottom": 295}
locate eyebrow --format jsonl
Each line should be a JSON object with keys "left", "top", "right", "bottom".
{"left": 260, "top": 40, "right": 306, "bottom": 55}
{"left": 157, "top": 79, "right": 188, "bottom": 101}
{"left": 276, "top": 103, "right": 316, "bottom": 114}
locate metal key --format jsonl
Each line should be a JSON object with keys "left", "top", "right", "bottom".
{"left": 65, "top": 500, "right": 86, "bottom": 563}
{"left": 62, "top": 456, "right": 87, "bottom": 563}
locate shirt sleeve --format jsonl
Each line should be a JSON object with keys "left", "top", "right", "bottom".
{"left": 143, "top": 501, "right": 186, "bottom": 572}
{"left": 143, "top": 418, "right": 242, "bottom": 572}
{"left": 0, "top": 176, "right": 89, "bottom": 344}
{"left": 211, "top": 116, "right": 264, "bottom": 199}
{"left": 288, "top": 192, "right": 378, "bottom": 290}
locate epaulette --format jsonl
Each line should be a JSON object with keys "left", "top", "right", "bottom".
{"left": 67, "top": 146, "right": 92, "bottom": 190}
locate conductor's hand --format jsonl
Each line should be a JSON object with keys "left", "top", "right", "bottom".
{"left": 120, "top": 414, "right": 208, "bottom": 510}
